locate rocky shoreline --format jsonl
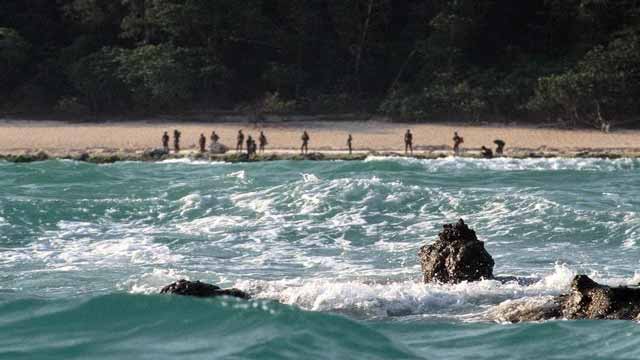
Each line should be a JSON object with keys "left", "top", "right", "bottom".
{"left": 420, "top": 220, "right": 640, "bottom": 322}
{"left": 2, "top": 148, "right": 640, "bottom": 164}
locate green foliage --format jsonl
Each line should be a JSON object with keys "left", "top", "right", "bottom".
{"left": 68, "top": 47, "right": 127, "bottom": 113}
{"left": 529, "top": 29, "right": 640, "bottom": 125}
{"left": 258, "top": 92, "right": 299, "bottom": 114}
{"left": 2, "top": 0, "right": 640, "bottom": 123}
{"left": 0, "top": 28, "right": 31, "bottom": 97}
{"left": 116, "top": 44, "right": 194, "bottom": 110}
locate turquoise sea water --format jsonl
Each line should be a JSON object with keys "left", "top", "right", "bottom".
{"left": 1, "top": 157, "right": 640, "bottom": 359}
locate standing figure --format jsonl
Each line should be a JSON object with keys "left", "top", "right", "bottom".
{"left": 347, "top": 134, "right": 353, "bottom": 155}
{"left": 199, "top": 133, "right": 206, "bottom": 153}
{"left": 493, "top": 139, "right": 505, "bottom": 156}
{"left": 301, "top": 131, "right": 310, "bottom": 155}
{"left": 210, "top": 131, "right": 220, "bottom": 144}
{"left": 259, "top": 131, "right": 268, "bottom": 153}
{"left": 453, "top": 131, "right": 464, "bottom": 156}
{"left": 404, "top": 129, "right": 413, "bottom": 155}
{"left": 173, "top": 129, "right": 182, "bottom": 153}
{"left": 246, "top": 136, "right": 253, "bottom": 155}
{"left": 236, "top": 130, "right": 245, "bottom": 152}
{"left": 161, "top": 131, "right": 170, "bottom": 153}
{"left": 250, "top": 138, "right": 258, "bottom": 156}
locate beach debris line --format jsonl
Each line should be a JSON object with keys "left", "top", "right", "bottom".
{"left": 160, "top": 279, "right": 250, "bottom": 299}
{"left": 418, "top": 219, "right": 495, "bottom": 284}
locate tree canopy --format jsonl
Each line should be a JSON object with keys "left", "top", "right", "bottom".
{"left": 2, "top": 0, "right": 640, "bottom": 127}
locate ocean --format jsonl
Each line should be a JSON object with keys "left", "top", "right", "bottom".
{"left": 1, "top": 157, "right": 640, "bottom": 359}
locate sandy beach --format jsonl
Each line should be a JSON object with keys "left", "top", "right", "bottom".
{"left": 1, "top": 119, "right": 639, "bottom": 156}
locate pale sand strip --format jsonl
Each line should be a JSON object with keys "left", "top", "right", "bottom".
{"left": 0, "top": 120, "right": 638, "bottom": 153}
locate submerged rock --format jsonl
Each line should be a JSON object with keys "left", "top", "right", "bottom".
{"left": 488, "top": 296, "right": 562, "bottom": 323}
{"left": 418, "top": 219, "right": 494, "bottom": 284}
{"left": 560, "top": 275, "right": 640, "bottom": 320}
{"left": 160, "top": 279, "right": 250, "bottom": 299}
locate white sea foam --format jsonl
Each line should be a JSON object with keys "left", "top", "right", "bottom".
{"left": 159, "top": 158, "right": 221, "bottom": 165}
{"left": 233, "top": 264, "right": 579, "bottom": 319}
{"left": 364, "top": 155, "right": 638, "bottom": 172}
{"left": 27, "top": 221, "right": 181, "bottom": 271}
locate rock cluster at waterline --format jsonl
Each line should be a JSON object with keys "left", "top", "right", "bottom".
{"left": 560, "top": 275, "right": 640, "bottom": 320}
{"left": 160, "top": 279, "right": 250, "bottom": 299}
{"left": 419, "top": 220, "right": 640, "bottom": 321}
{"left": 418, "top": 219, "right": 495, "bottom": 284}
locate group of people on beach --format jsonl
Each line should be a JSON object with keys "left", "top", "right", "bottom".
{"left": 162, "top": 129, "right": 506, "bottom": 158}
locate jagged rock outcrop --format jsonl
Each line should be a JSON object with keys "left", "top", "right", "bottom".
{"left": 491, "top": 275, "right": 640, "bottom": 322}
{"left": 160, "top": 279, "right": 250, "bottom": 299}
{"left": 560, "top": 275, "right": 640, "bottom": 320}
{"left": 209, "top": 143, "right": 229, "bottom": 154}
{"left": 418, "top": 219, "right": 494, "bottom": 283}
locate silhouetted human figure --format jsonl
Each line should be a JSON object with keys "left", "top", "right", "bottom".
{"left": 236, "top": 130, "right": 244, "bottom": 152}
{"left": 347, "top": 134, "right": 353, "bottom": 155}
{"left": 404, "top": 129, "right": 413, "bottom": 155}
{"left": 301, "top": 131, "right": 310, "bottom": 154}
{"left": 162, "top": 131, "right": 170, "bottom": 153}
{"left": 210, "top": 131, "right": 220, "bottom": 144}
{"left": 246, "top": 136, "right": 253, "bottom": 155}
{"left": 173, "top": 129, "right": 181, "bottom": 153}
{"left": 259, "top": 131, "right": 267, "bottom": 153}
{"left": 453, "top": 131, "right": 464, "bottom": 156}
{"left": 494, "top": 139, "right": 505, "bottom": 156}
{"left": 199, "top": 133, "right": 206, "bottom": 153}
{"left": 250, "top": 138, "right": 258, "bottom": 156}
{"left": 481, "top": 146, "right": 493, "bottom": 159}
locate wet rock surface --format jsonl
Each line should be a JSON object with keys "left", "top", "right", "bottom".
{"left": 209, "top": 143, "right": 229, "bottom": 154}
{"left": 143, "top": 148, "right": 168, "bottom": 160}
{"left": 492, "top": 275, "right": 640, "bottom": 322}
{"left": 419, "top": 219, "right": 494, "bottom": 284}
{"left": 160, "top": 279, "right": 250, "bottom": 299}
{"left": 560, "top": 275, "right": 640, "bottom": 320}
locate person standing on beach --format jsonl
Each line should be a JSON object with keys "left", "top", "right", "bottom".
{"left": 210, "top": 131, "right": 220, "bottom": 144}
{"left": 250, "top": 138, "right": 258, "bottom": 156}
{"left": 259, "top": 131, "right": 268, "bottom": 153}
{"left": 301, "top": 131, "right": 310, "bottom": 155}
{"left": 246, "top": 135, "right": 253, "bottom": 155}
{"left": 347, "top": 134, "right": 353, "bottom": 155}
{"left": 453, "top": 131, "right": 464, "bottom": 156}
{"left": 173, "top": 129, "right": 181, "bottom": 153}
{"left": 404, "top": 129, "right": 413, "bottom": 155}
{"left": 236, "top": 130, "right": 244, "bottom": 152}
{"left": 494, "top": 139, "right": 505, "bottom": 156}
{"left": 199, "top": 133, "right": 206, "bottom": 153}
{"left": 162, "top": 131, "right": 170, "bottom": 153}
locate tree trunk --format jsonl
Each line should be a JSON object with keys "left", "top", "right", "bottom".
{"left": 354, "top": 0, "right": 374, "bottom": 94}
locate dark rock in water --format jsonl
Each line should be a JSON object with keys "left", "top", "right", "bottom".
{"left": 143, "top": 148, "right": 169, "bottom": 160}
{"left": 160, "top": 279, "right": 250, "bottom": 299}
{"left": 418, "top": 219, "right": 494, "bottom": 284}
{"left": 209, "top": 142, "right": 229, "bottom": 154}
{"left": 560, "top": 275, "right": 640, "bottom": 320}
{"left": 495, "top": 275, "right": 640, "bottom": 322}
